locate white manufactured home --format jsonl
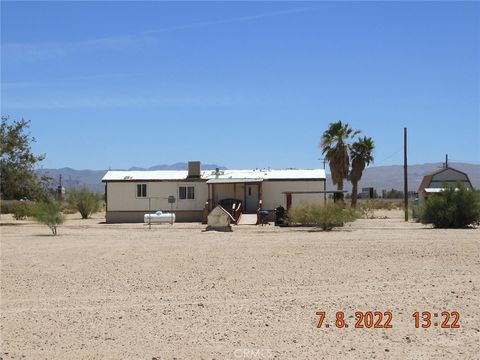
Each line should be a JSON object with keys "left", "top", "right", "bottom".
{"left": 102, "top": 161, "right": 326, "bottom": 223}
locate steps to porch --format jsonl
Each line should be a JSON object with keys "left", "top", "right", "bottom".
{"left": 237, "top": 214, "right": 257, "bottom": 225}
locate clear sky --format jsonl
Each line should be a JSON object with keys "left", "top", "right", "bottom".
{"left": 1, "top": 1, "right": 479, "bottom": 170}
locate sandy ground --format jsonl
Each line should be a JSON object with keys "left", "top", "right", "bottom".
{"left": 1, "top": 210, "right": 479, "bottom": 360}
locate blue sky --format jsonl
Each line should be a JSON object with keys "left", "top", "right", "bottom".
{"left": 1, "top": 1, "right": 479, "bottom": 170}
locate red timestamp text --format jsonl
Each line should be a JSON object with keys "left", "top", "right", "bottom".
{"left": 315, "top": 311, "right": 393, "bottom": 329}
{"left": 412, "top": 311, "right": 460, "bottom": 329}
{"left": 315, "top": 310, "right": 461, "bottom": 329}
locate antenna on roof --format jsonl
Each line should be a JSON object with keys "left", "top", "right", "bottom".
{"left": 445, "top": 154, "right": 448, "bottom": 168}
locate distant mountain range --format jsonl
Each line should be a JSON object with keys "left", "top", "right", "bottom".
{"left": 36, "top": 162, "right": 479, "bottom": 194}
{"left": 126, "top": 163, "right": 228, "bottom": 171}
{"left": 36, "top": 163, "right": 227, "bottom": 192}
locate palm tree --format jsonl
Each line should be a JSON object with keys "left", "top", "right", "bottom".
{"left": 349, "top": 136, "right": 375, "bottom": 208}
{"left": 320, "top": 121, "right": 360, "bottom": 203}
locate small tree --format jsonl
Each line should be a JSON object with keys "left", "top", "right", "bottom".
{"left": 67, "top": 186, "right": 102, "bottom": 219}
{"left": 1, "top": 117, "right": 46, "bottom": 200}
{"left": 420, "top": 185, "right": 480, "bottom": 228}
{"left": 32, "top": 201, "right": 65, "bottom": 235}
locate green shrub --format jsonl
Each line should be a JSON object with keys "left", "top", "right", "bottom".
{"left": 67, "top": 186, "right": 102, "bottom": 219}
{"left": 287, "top": 203, "right": 357, "bottom": 231}
{"left": 420, "top": 185, "right": 480, "bottom": 228}
{"left": 12, "top": 202, "right": 35, "bottom": 220}
{"left": 343, "top": 207, "right": 360, "bottom": 222}
{"left": 1, "top": 201, "right": 35, "bottom": 219}
{"left": 31, "top": 201, "right": 65, "bottom": 235}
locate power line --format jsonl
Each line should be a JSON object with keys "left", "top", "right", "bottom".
{"left": 374, "top": 147, "right": 403, "bottom": 167}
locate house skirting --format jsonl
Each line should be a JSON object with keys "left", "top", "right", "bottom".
{"left": 106, "top": 210, "right": 204, "bottom": 223}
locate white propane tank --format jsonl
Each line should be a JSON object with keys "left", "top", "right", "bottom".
{"left": 144, "top": 211, "right": 175, "bottom": 224}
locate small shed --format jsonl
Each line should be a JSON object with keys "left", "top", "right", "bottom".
{"left": 206, "top": 205, "right": 234, "bottom": 232}
{"left": 418, "top": 166, "right": 473, "bottom": 200}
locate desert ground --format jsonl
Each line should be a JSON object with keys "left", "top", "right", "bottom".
{"left": 1, "top": 210, "right": 479, "bottom": 360}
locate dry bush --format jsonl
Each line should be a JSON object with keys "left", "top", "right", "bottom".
{"left": 360, "top": 200, "right": 376, "bottom": 219}
{"left": 288, "top": 203, "right": 358, "bottom": 231}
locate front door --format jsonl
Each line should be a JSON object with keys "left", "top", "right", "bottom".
{"left": 245, "top": 184, "right": 259, "bottom": 213}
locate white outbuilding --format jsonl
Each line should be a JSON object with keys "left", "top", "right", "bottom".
{"left": 206, "top": 205, "right": 234, "bottom": 232}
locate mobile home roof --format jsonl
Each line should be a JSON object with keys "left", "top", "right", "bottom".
{"left": 102, "top": 169, "right": 326, "bottom": 182}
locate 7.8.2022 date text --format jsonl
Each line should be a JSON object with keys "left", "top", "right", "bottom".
{"left": 316, "top": 311, "right": 393, "bottom": 329}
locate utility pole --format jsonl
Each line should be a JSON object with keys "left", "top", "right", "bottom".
{"left": 404, "top": 128, "right": 408, "bottom": 222}
{"left": 57, "top": 174, "right": 64, "bottom": 202}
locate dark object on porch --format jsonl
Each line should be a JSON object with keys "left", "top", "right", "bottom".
{"left": 275, "top": 206, "right": 286, "bottom": 226}
{"left": 219, "top": 198, "right": 243, "bottom": 224}
{"left": 258, "top": 210, "right": 270, "bottom": 226}
{"left": 219, "top": 198, "right": 242, "bottom": 215}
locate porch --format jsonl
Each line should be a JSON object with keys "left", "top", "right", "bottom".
{"left": 206, "top": 178, "right": 263, "bottom": 214}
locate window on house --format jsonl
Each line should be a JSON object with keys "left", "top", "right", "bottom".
{"left": 136, "top": 184, "right": 147, "bottom": 198}
{"left": 179, "top": 186, "right": 195, "bottom": 200}
{"left": 187, "top": 186, "right": 195, "bottom": 199}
